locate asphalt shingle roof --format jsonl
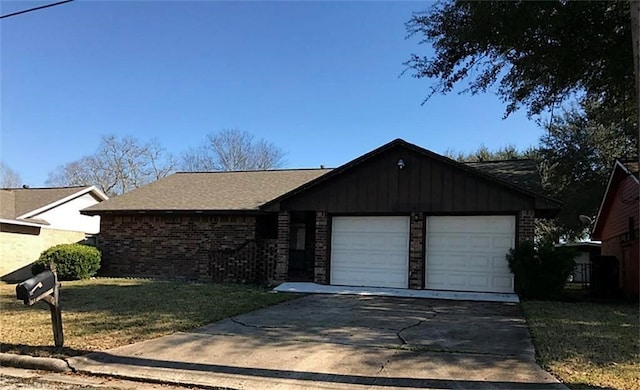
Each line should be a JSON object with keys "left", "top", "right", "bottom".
{"left": 83, "top": 169, "right": 333, "bottom": 213}
{"left": 465, "top": 159, "right": 544, "bottom": 194}
{"left": 83, "top": 159, "right": 546, "bottom": 214}
{"left": 0, "top": 186, "right": 90, "bottom": 220}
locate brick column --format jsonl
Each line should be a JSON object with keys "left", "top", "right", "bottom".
{"left": 518, "top": 210, "right": 535, "bottom": 244}
{"left": 274, "top": 211, "right": 290, "bottom": 281}
{"left": 315, "top": 211, "right": 328, "bottom": 284}
{"left": 409, "top": 212, "right": 424, "bottom": 289}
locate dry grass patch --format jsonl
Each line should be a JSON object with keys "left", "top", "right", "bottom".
{"left": 0, "top": 278, "right": 297, "bottom": 358}
{"left": 523, "top": 300, "right": 639, "bottom": 390}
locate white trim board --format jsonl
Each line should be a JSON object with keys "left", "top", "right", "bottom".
{"left": 273, "top": 282, "right": 519, "bottom": 303}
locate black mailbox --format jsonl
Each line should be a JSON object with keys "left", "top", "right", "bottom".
{"left": 16, "top": 270, "right": 56, "bottom": 305}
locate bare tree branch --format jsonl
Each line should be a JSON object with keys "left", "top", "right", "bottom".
{"left": 0, "top": 162, "right": 22, "bottom": 188}
{"left": 46, "top": 135, "right": 175, "bottom": 196}
{"left": 181, "top": 129, "right": 286, "bottom": 171}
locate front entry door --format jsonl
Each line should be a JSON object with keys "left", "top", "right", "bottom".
{"left": 288, "top": 222, "right": 314, "bottom": 281}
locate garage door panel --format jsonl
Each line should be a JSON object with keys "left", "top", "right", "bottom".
{"left": 428, "top": 217, "right": 514, "bottom": 233}
{"left": 332, "top": 217, "right": 408, "bottom": 233}
{"left": 332, "top": 232, "right": 407, "bottom": 252}
{"left": 331, "top": 216, "right": 409, "bottom": 289}
{"left": 492, "top": 236, "right": 514, "bottom": 250}
{"left": 331, "top": 268, "right": 406, "bottom": 288}
{"left": 426, "top": 216, "right": 515, "bottom": 293}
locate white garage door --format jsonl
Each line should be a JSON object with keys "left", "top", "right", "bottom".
{"left": 331, "top": 216, "right": 409, "bottom": 288}
{"left": 426, "top": 216, "right": 515, "bottom": 293}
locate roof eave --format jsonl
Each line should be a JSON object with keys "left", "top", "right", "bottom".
{"left": 0, "top": 218, "right": 47, "bottom": 228}
{"left": 81, "top": 208, "right": 272, "bottom": 216}
{"left": 17, "top": 186, "right": 109, "bottom": 220}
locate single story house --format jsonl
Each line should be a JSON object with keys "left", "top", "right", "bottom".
{"left": 82, "top": 139, "right": 560, "bottom": 293}
{"left": 1, "top": 185, "right": 108, "bottom": 281}
{"left": 592, "top": 160, "right": 639, "bottom": 299}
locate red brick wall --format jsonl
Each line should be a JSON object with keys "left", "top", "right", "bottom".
{"left": 518, "top": 210, "right": 535, "bottom": 243}
{"left": 98, "top": 214, "right": 271, "bottom": 281}
{"left": 274, "top": 212, "right": 290, "bottom": 281}
{"left": 409, "top": 212, "right": 424, "bottom": 289}
{"left": 314, "top": 211, "right": 328, "bottom": 284}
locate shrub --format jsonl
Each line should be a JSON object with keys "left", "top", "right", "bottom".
{"left": 506, "top": 240, "right": 577, "bottom": 300}
{"left": 32, "top": 243, "right": 101, "bottom": 280}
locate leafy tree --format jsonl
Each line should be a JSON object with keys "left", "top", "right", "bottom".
{"left": 444, "top": 144, "right": 534, "bottom": 162}
{"left": 405, "top": 1, "right": 635, "bottom": 125}
{"left": 0, "top": 161, "right": 22, "bottom": 187}
{"left": 181, "top": 129, "right": 286, "bottom": 171}
{"left": 449, "top": 102, "right": 637, "bottom": 241}
{"left": 46, "top": 135, "right": 176, "bottom": 196}
{"left": 537, "top": 101, "right": 638, "bottom": 240}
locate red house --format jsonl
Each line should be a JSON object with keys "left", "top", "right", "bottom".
{"left": 592, "top": 160, "right": 639, "bottom": 299}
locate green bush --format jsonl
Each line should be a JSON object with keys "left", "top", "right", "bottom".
{"left": 506, "top": 240, "right": 577, "bottom": 300}
{"left": 32, "top": 243, "right": 101, "bottom": 280}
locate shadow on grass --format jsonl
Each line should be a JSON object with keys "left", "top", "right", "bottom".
{"left": 565, "top": 383, "right": 615, "bottom": 390}
{"left": 1, "top": 342, "right": 92, "bottom": 358}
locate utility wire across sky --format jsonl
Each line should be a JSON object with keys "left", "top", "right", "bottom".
{"left": 0, "top": 0, "right": 73, "bottom": 20}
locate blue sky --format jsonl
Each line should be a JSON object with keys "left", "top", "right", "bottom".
{"left": 1, "top": 1, "right": 545, "bottom": 187}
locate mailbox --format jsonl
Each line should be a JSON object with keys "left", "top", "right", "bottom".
{"left": 16, "top": 270, "right": 56, "bottom": 305}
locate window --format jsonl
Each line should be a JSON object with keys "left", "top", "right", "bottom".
{"left": 290, "top": 224, "right": 306, "bottom": 250}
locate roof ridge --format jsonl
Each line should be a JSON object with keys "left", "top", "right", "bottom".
{"left": 464, "top": 158, "right": 534, "bottom": 164}
{"left": 173, "top": 168, "right": 333, "bottom": 174}
{"left": 1, "top": 185, "right": 91, "bottom": 190}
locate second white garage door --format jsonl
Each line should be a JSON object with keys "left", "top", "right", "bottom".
{"left": 426, "top": 216, "right": 515, "bottom": 293}
{"left": 331, "top": 216, "right": 409, "bottom": 288}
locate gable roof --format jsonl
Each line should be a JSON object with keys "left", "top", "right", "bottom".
{"left": 81, "top": 169, "right": 332, "bottom": 215}
{"left": 0, "top": 185, "right": 108, "bottom": 226}
{"left": 592, "top": 160, "right": 640, "bottom": 239}
{"left": 262, "top": 139, "right": 560, "bottom": 211}
{"left": 81, "top": 139, "right": 560, "bottom": 216}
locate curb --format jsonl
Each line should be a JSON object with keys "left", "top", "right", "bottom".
{"left": 0, "top": 352, "right": 71, "bottom": 372}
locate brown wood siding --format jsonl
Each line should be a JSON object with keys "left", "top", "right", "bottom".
{"left": 281, "top": 147, "right": 535, "bottom": 213}
{"left": 600, "top": 175, "right": 639, "bottom": 240}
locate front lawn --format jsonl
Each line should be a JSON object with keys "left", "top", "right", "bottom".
{"left": 523, "top": 300, "right": 639, "bottom": 390}
{"left": 0, "top": 278, "right": 297, "bottom": 358}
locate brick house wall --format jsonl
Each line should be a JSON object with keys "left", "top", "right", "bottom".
{"left": 518, "top": 210, "right": 535, "bottom": 243}
{"left": 409, "top": 212, "right": 424, "bottom": 289}
{"left": 98, "top": 214, "right": 277, "bottom": 282}
{"left": 274, "top": 212, "right": 290, "bottom": 281}
{"left": 314, "top": 211, "right": 328, "bottom": 284}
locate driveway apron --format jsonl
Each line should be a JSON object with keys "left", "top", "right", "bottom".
{"left": 68, "top": 294, "right": 565, "bottom": 389}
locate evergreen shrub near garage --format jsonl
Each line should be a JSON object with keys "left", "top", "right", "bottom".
{"left": 32, "top": 243, "right": 101, "bottom": 280}
{"left": 506, "top": 240, "right": 577, "bottom": 300}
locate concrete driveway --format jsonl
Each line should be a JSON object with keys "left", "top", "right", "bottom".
{"left": 68, "top": 295, "right": 564, "bottom": 389}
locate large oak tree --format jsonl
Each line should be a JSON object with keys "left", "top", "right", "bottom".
{"left": 405, "top": 0, "right": 635, "bottom": 131}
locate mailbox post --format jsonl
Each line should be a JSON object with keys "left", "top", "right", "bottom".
{"left": 15, "top": 263, "right": 64, "bottom": 347}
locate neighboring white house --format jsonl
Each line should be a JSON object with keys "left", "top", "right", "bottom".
{"left": 556, "top": 241, "right": 601, "bottom": 283}
{"left": 0, "top": 185, "right": 108, "bottom": 281}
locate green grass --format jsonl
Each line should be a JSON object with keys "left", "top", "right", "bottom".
{"left": 523, "top": 299, "right": 639, "bottom": 390}
{"left": 0, "top": 278, "right": 297, "bottom": 358}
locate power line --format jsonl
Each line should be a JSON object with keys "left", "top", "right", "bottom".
{"left": 0, "top": 0, "right": 73, "bottom": 20}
